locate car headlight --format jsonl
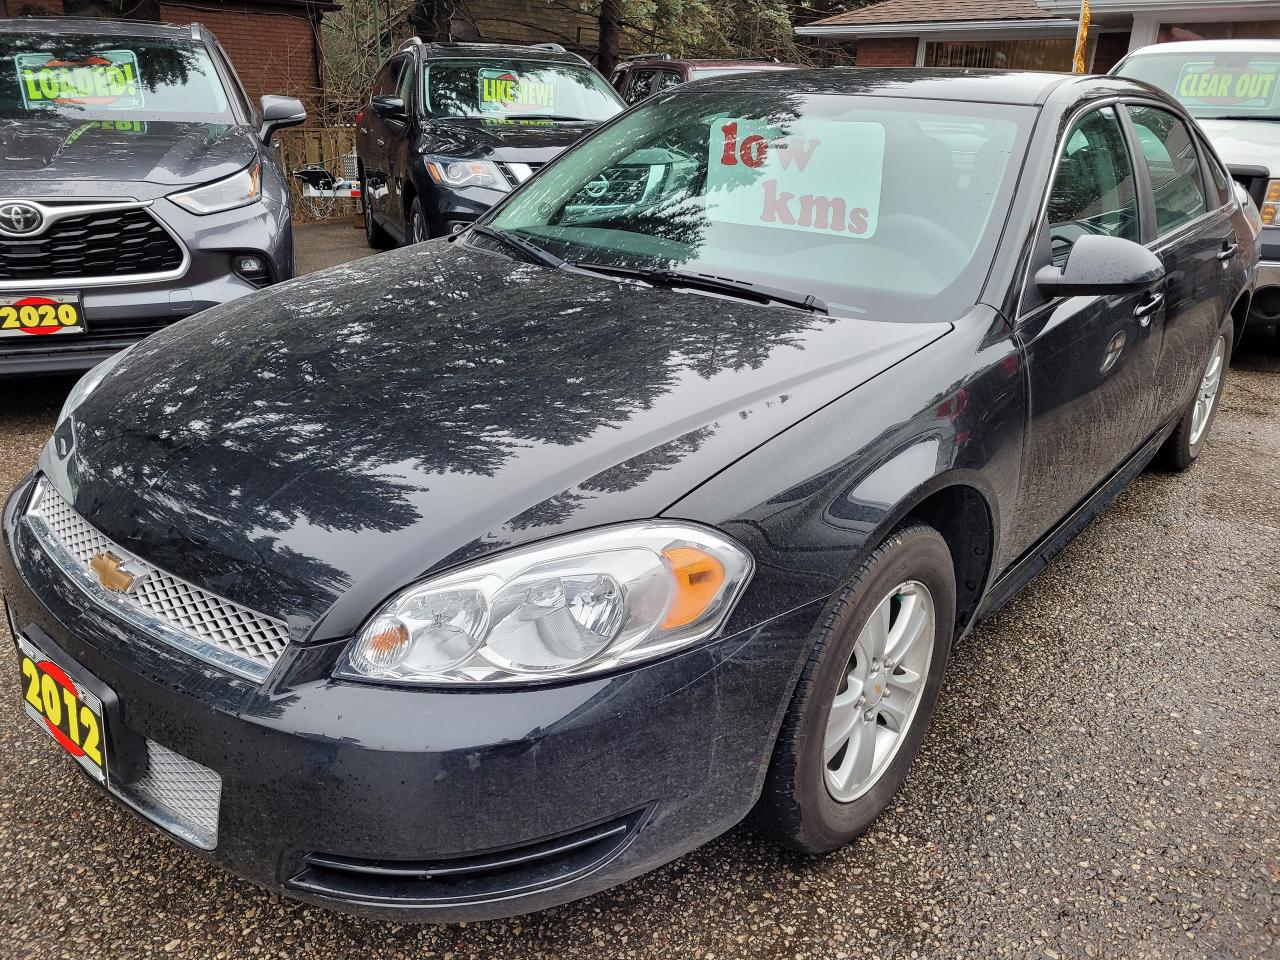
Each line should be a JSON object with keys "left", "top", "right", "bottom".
{"left": 336, "top": 521, "right": 753, "bottom": 685}
{"left": 170, "top": 161, "right": 261, "bottom": 214}
{"left": 425, "top": 157, "right": 510, "bottom": 192}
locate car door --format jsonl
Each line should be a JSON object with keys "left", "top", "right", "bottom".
{"left": 360, "top": 57, "right": 404, "bottom": 224}
{"left": 384, "top": 54, "right": 418, "bottom": 236}
{"left": 1008, "top": 103, "right": 1167, "bottom": 551}
{"left": 1124, "top": 103, "right": 1235, "bottom": 426}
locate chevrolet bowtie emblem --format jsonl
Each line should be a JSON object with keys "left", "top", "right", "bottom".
{"left": 89, "top": 551, "right": 136, "bottom": 593}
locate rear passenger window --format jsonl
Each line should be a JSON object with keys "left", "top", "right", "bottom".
{"left": 1045, "top": 106, "right": 1141, "bottom": 267}
{"left": 625, "top": 70, "right": 658, "bottom": 103}
{"left": 1125, "top": 104, "right": 1208, "bottom": 235}
{"left": 654, "top": 71, "right": 683, "bottom": 94}
{"left": 1199, "top": 135, "right": 1233, "bottom": 206}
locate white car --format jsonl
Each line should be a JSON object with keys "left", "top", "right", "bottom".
{"left": 1114, "top": 40, "right": 1277, "bottom": 348}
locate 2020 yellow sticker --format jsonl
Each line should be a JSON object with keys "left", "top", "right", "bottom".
{"left": 0, "top": 296, "right": 82, "bottom": 336}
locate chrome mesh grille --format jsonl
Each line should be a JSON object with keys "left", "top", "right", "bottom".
{"left": 115, "top": 739, "right": 222, "bottom": 850}
{"left": 27, "top": 481, "right": 291, "bottom": 679}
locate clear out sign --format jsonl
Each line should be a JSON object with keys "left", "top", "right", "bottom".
{"left": 705, "top": 118, "right": 886, "bottom": 239}
{"left": 1175, "top": 60, "right": 1280, "bottom": 110}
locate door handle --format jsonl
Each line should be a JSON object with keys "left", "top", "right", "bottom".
{"left": 1217, "top": 242, "right": 1239, "bottom": 262}
{"left": 1133, "top": 291, "right": 1164, "bottom": 325}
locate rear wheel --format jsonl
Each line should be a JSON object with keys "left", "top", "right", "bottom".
{"left": 1157, "top": 330, "right": 1229, "bottom": 471}
{"left": 756, "top": 523, "right": 955, "bottom": 854}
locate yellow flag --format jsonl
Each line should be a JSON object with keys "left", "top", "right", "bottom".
{"left": 1073, "top": 0, "right": 1091, "bottom": 73}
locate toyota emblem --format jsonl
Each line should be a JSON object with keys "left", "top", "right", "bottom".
{"left": 0, "top": 202, "right": 44, "bottom": 236}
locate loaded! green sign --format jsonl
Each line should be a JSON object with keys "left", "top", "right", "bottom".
{"left": 16, "top": 49, "right": 144, "bottom": 109}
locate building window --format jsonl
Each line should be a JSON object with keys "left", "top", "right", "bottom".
{"left": 1158, "top": 21, "right": 1280, "bottom": 42}
{"left": 923, "top": 38, "right": 1075, "bottom": 71}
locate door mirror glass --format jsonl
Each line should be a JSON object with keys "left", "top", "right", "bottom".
{"left": 372, "top": 94, "right": 407, "bottom": 119}
{"left": 259, "top": 95, "right": 306, "bottom": 144}
{"left": 1034, "top": 234, "right": 1164, "bottom": 298}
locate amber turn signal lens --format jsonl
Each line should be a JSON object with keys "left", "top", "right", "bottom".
{"left": 661, "top": 546, "right": 727, "bottom": 629}
{"left": 367, "top": 621, "right": 409, "bottom": 656}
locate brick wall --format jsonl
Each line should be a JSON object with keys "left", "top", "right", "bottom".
{"left": 461, "top": 0, "right": 600, "bottom": 53}
{"left": 1091, "top": 30, "right": 1131, "bottom": 73}
{"left": 855, "top": 36, "right": 918, "bottom": 67}
{"left": 160, "top": 2, "right": 322, "bottom": 117}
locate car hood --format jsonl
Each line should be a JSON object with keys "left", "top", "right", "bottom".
{"left": 1197, "top": 118, "right": 1280, "bottom": 173}
{"left": 420, "top": 117, "right": 601, "bottom": 163}
{"left": 0, "top": 116, "right": 257, "bottom": 188}
{"left": 46, "top": 240, "right": 948, "bottom": 640}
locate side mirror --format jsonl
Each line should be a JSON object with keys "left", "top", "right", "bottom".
{"left": 372, "top": 95, "right": 407, "bottom": 120}
{"left": 1034, "top": 234, "right": 1164, "bottom": 299}
{"left": 259, "top": 95, "right": 306, "bottom": 144}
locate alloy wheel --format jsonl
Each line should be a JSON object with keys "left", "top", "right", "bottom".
{"left": 1189, "top": 335, "right": 1225, "bottom": 447}
{"left": 823, "top": 580, "right": 935, "bottom": 803}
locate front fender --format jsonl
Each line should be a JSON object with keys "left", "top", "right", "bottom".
{"left": 664, "top": 305, "right": 1026, "bottom": 636}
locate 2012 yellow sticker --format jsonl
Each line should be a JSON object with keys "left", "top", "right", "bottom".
{"left": 16, "top": 637, "right": 107, "bottom": 784}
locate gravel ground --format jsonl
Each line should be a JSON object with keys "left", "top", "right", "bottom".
{"left": 0, "top": 305, "right": 1277, "bottom": 958}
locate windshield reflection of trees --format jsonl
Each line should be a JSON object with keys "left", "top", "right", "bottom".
{"left": 426, "top": 61, "right": 612, "bottom": 120}
{"left": 0, "top": 35, "right": 222, "bottom": 119}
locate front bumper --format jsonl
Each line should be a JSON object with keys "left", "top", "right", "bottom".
{"left": 1, "top": 472, "right": 816, "bottom": 920}
{"left": 1249, "top": 259, "right": 1280, "bottom": 330}
{"left": 0, "top": 196, "right": 292, "bottom": 377}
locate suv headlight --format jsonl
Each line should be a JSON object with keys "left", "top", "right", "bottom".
{"left": 336, "top": 521, "right": 753, "bottom": 685}
{"left": 426, "top": 157, "right": 510, "bottom": 192}
{"left": 170, "top": 161, "right": 261, "bottom": 214}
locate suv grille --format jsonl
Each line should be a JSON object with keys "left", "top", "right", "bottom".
{"left": 0, "top": 207, "right": 184, "bottom": 281}
{"left": 25, "top": 479, "right": 291, "bottom": 681}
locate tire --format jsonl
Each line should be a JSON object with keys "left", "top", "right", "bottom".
{"left": 1156, "top": 329, "right": 1230, "bottom": 471}
{"left": 406, "top": 197, "right": 429, "bottom": 245}
{"left": 756, "top": 522, "right": 956, "bottom": 855}
{"left": 363, "top": 193, "right": 394, "bottom": 250}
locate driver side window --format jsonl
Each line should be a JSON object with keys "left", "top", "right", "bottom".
{"left": 1045, "top": 106, "right": 1140, "bottom": 267}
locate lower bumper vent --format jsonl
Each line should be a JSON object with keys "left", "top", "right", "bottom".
{"left": 287, "top": 809, "right": 646, "bottom": 907}
{"left": 113, "top": 739, "right": 222, "bottom": 851}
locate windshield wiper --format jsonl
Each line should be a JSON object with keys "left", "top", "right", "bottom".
{"left": 469, "top": 224, "right": 566, "bottom": 269}
{"left": 570, "top": 263, "right": 829, "bottom": 314}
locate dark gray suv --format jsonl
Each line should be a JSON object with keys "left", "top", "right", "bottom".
{"left": 0, "top": 18, "right": 306, "bottom": 375}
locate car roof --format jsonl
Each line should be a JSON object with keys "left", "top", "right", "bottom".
{"left": 0, "top": 16, "right": 206, "bottom": 40}
{"left": 414, "top": 41, "right": 588, "bottom": 66}
{"left": 1125, "top": 39, "right": 1280, "bottom": 55}
{"left": 672, "top": 67, "right": 1128, "bottom": 106}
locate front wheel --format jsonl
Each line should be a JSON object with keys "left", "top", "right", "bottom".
{"left": 756, "top": 523, "right": 956, "bottom": 854}
{"left": 406, "top": 197, "right": 429, "bottom": 245}
{"left": 363, "top": 194, "right": 394, "bottom": 250}
{"left": 1157, "top": 330, "right": 1229, "bottom": 471}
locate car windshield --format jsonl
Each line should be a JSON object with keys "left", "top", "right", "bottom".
{"left": 1116, "top": 49, "right": 1280, "bottom": 119}
{"left": 0, "top": 32, "right": 232, "bottom": 122}
{"left": 482, "top": 91, "right": 1032, "bottom": 318}
{"left": 423, "top": 58, "right": 622, "bottom": 121}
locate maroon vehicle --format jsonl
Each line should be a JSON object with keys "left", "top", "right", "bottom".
{"left": 610, "top": 54, "right": 801, "bottom": 104}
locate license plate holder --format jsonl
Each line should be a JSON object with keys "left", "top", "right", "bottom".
{"left": 0, "top": 292, "right": 85, "bottom": 338}
{"left": 15, "top": 633, "right": 109, "bottom": 785}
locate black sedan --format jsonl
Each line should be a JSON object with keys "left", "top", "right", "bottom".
{"left": 1, "top": 69, "right": 1254, "bottom": 920}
